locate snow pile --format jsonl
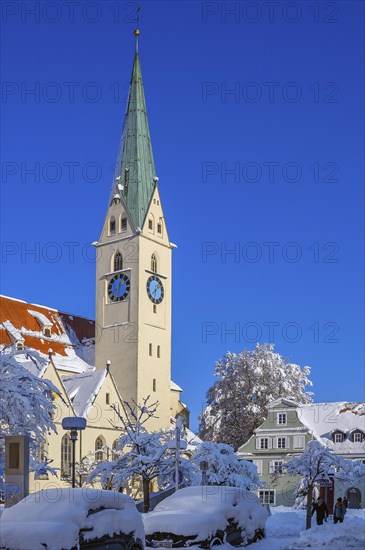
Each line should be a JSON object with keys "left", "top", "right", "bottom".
{"left": 265, "top": 506, "right": 306, "bottom": 537}
{"left": 0, "top": 488, "right": 144, "bottom": 550}
{"left": 294, "top": 513, "right": 365, "bottom": 548}
{"left": 143, "top": 486, "right": 268, "bottom": 541}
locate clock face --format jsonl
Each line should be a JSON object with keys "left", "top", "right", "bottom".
{"left": 108, "top": 273, "right": 130, "bottom": 302}
{"left": 147, "top": 275, "right": 164, "bottom": 304}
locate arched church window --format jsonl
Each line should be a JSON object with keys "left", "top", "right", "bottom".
{"left": 61, "top": 434, "right": 72, "bottom": 478}
{"left": 151, "top": 254, "right": 157, "bottom": 273}
{"left": 109, "top": 216, "right": 116, "bottom": 235}
{"left": 112, "top": 439, "right": 119, "bottom": 459}
{"left": 95, "top": 436, "right": 106, "bottom": 462}
{"left": 114, "top": 251, "right": 123, "bottom": 272}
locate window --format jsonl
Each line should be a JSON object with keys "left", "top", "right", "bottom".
{"left": 277, "top": 413, "right": 287, "bottom": 425}
{"left": 106, "top": 393, "right": 110, "bottom": 405}
{"left": 149, "top": 343, "right": 152, "bottom": 356}
{"left": 153, "top": 305, "right": 157, "bottom": 314}
{"left": 259, "top": 490, "right": 275, "bottom": 505}
{"left": 114, "top": 251, "right": 123, "bottom": 272}
{"left": 151, "top": 254, "right": 157, "bottom": 273}
{"left": 148, "top": 219, "right": 153, "bottom": 231}
{"left": 43, "top": 327, "right": 51, "bottom": 338}
{"left": 277, "top": 437, "right": 286, "bottom": 449}
{"left": 353, "top": 432, "right": 363, "bottom": 443}
{"left": 61, "top": 434, "right": 72, "bottom": 478}
{"left": 253, "top": 460, "right": 263, "bottom": 475}
{"left": 35, "top": 439, "right": 48, "bottom": 463}
{"left": 121, "top": 217, "right": 127, "bottom": 231}
{"left": 260, "top": 438, "right": 269, "bottom": 450}
{"left": 293, "top": 435, "right": 305, "bottom": 450}
{"left": 109, "top": 216, "right": 116, "bottom": 235}
{"left": 153, "top": 378, "right": 156, "bottom": 392}
{"left": 95, "top": 436, "right": 105, "bottom": 462}
{"left": 16, "top": 341, "right": 24, "bottom": 350}
{"left": 334, "top": 433, "right": 344, "bottom": 443}
{"left": 112, "top": 439, "right": 119, "bottom": 460}
{"left": 35, "top": 440, "right": 49, "bottom": 479}
{"left": 270, "top": 460, "right": 284, "bottom": 474}
{"left": 157, "top": 345, "right": 160, "bottom": 358}
{"left": 157, "top": 222, "right": 162, "bottom": 234}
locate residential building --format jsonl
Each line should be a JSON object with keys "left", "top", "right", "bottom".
{"left": 237, "top": 398, "right": 365, "bottom": 509}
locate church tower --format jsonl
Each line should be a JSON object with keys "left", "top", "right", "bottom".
{"left": 95, "top": 30, "right": 173, "bottom": 429}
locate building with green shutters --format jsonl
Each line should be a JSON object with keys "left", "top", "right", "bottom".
{"left": 237, "top": 398, "right": 365, "bottom": 509}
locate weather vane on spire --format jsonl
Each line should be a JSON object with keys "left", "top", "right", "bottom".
{"left": 134, "top": 6, "right": 141, "bottom": 44}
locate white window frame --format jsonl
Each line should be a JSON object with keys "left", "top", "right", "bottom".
{"left": 277, "top": 413, "right": 287, "bottom": 425}
{"left": 277, "top": 436, "right": 287, "bottom": 449}
{"left": 293, "top": 435, "right": 305, "bottom": 450}
{"left": 260, "top": 438, "right": 269, "bottom": 450}
{"left": 259, "top": 490, "right": 276, "bottom": 506}
{"left": 334, "top": 433, "right": 343, "bottom": 443}
{"left": 353, "top": 432, "right": 362, "bottom": 443}
{"left": 253, "top": 460, "right": 263, "bottom": 475}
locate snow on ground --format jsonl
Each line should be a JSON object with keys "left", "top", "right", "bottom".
{"left": 248, "top": 507, "right": 365, "bottom": 550}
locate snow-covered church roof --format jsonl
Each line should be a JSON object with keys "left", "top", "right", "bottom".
{"left": 0, "top": 295, "right": 95, "bottom": 373}
{"left": 62, "top": 370, "right": 107, "bottom": 417}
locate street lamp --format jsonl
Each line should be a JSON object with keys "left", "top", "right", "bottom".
{"left": 62, "top": 417, "right": 86, "bottom": 488}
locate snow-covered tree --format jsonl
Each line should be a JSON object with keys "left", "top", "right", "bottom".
{"left": 88, "top": 397, "right": 174, "bottom": 512}
{"left": 199, "top": 343, "right": 313, "bottom": 450}
{"left": 0, "top": 347, "right": 60, "bottom": 489}
{"left": 0, "top": 347, "right": 59, "bottom": 441}
{"left": 192, "top": 441, "right": 262, "bottom": 489}
{"left": 283, "top": 440, "right": 365, "bottom": 529}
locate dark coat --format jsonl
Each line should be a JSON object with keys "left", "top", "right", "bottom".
{"left": 312, "top": 502, "right": 329, "bottom": 520}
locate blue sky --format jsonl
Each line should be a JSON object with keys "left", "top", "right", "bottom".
{"left": 1, "top": 1, "right": 364, "bottom": 430}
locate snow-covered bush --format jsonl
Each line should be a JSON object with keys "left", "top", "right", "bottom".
{"left": 192, "top": 441, "right": 262, "bottom": 489}
{"left": 199, "top": 343, "right": 313, "bottom": 449}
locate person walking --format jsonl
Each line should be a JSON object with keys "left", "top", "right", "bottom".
{"left": 311, "top": 497, "right": 329, "bottom": 525}
{"left": 333, "top": 497, "right": 346, "bottom": 524}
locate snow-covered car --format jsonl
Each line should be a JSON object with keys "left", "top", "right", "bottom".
{"left": 0, "top": 488, "right": 144, "bottom": 550}
{"left": 143, "top": 486, "right": 268, "bottom": 548}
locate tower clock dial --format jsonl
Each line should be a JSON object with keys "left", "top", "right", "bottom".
{"left": 108, "top": 273, "right": 130, "bottom": 302}
{"left": 147, "top": 275, "right": 164, "bottom": 304}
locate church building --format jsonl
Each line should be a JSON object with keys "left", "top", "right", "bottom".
{"left": 0, "top": 30, "right": 189, "bottom": 492}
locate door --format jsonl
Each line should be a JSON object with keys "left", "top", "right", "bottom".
{"left": 347, "top": 487, "right": 361, "bottom": 509}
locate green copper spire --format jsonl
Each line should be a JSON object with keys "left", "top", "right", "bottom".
{"left": 114, "top": 29, "right": 157, "bottom": 229}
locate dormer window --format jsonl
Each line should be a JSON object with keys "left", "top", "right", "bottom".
{"left": 109, "top": 216, "right": 116, "bottom": 235}
{"left": 16, "top": 341, "right": 24, "bottom": 350}
{"left": 333, "top": 430, "right": 346, "bottom": 443}
{"left": 43, "top": 327, "right": 51, "bottom": 338}
{"left": 352, "top": 430, "right": 364, "bottom": 443}
{"left": 277, "top": 413, "right": 287, "bottom": 425}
